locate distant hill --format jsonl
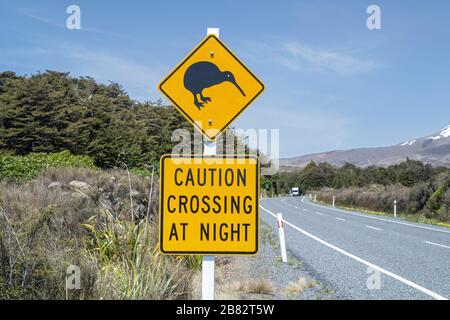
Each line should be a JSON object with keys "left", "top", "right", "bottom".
{"left": 281, "top": 125, "right": 450, "bottom": 170}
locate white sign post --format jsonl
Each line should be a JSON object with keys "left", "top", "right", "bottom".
{"left": 277, "top": 213, "right": 288, "bottom": 263}
{"left": 201, "top": 27, "right": 219, "bottom": 301}
{"left": 201, "top": 140, "right": 216, "bottom": 300}
{"left": 332, "top": 196, "right": 336, "bottom": 207}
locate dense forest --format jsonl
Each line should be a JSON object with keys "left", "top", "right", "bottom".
{"left": 0, "top": 71, "right": 249, "bottom": 170}
{"left": 265, "top": 160, "right": 450, "bottom": 223}
{"left": 0, "top": 70, "right": 194, "bottom": 168}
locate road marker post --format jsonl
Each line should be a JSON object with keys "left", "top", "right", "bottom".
{"left": 314, "top": 194, "right": 317, "bottom": 203}
{"left": 277, "top": 213, "right": 288, "bottom": 263}
{"left": 394, "top": 200, "right": 397, "bottom": 218}
{"left": 332, "top": 196, "right": 336, "bottom": 207}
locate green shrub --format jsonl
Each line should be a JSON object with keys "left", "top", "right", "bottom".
{"left": 181, "top": 255, "right": 203, "bottom": 271}
{"left": 129, "top": 167, "right": 159, "bottom": 177}
{"left": 426, "top": 185, "right": 446, "bottom": 212}
{"left": 0, "top": 150, "right": 96, "bottom": 181}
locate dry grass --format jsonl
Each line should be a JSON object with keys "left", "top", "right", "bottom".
{"left": 84, "top": 210, "right": 190, "bottom": 300}
{"left": 0, "top": 167, "right": 192, "bottom": 300}
{"left": 234, "top": 278, "right": 275, "bottom": 295}
{"left": 283, "top": 277, "right": 316, "bottom": 299}
{"left": 191, "top": 264, "right": 276, "bottom": 299}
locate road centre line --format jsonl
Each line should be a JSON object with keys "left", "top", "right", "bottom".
{"left": 366, "top": 225, "right": 382, "bottom": 231}
{"left": 424, "top": 241, "right": 450, "bottom": 250}
{"left": 336, "top": 217, "right": 346, "bottom": 222}
{"left": 260, "top": 205, "right": 447, "bottom": 300}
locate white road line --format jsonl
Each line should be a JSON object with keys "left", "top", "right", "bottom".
{"left": 300, "top": 197, "right": 450, "bottom": 235}
{"left": 336, "top": 217, "right": 346, "bottom": 222}
{"left": 314, "top": 211, "right": 323, "bottom": 216}
{"left": 366, "top": 225, "right": 382, "bottom": 231}
{"left": 424, "top": 241, "right": 450, "bottom": 250}
{"left": 260, "top": 205, "right": 447, "bottom": 300}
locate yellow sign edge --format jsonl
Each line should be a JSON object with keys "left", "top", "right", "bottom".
{"left": 158, "top": 35, "right": 265, "bottom": 141}
{"left": 158, "top": 154, "right": 260, "bottom": 256}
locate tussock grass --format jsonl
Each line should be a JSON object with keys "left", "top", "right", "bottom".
{"left": 0, "top": 167, "right": 192, "bottom": 300}
{"left": 236, "top": 278, "right": 275, "bottom": 295}
{"left": 283, "top": 277, "right": 316, "bottom": 299}
{"left": 84, "top": 210, "right": 190, "bottom": 299}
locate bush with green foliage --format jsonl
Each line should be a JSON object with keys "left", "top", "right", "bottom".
{"left": 0, "top": 71, "right": 193, "bottom": 169}
{"left": 0, "top": 150, "right": 95, "bottom": 181}
{"left": 274, "top": 159, "right": 450, "bottom": 222}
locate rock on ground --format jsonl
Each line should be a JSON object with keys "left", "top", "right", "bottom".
{"left": 68, "top": 180, "right": 91, "bottom": 190}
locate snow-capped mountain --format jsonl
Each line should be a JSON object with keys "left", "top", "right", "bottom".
{"left": 281, "top": 125, "right": 450, "bottom": 169}
{"left": 401, "top": 126, "right": 450, "bottom": 146}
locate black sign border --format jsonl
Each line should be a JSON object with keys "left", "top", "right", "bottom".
{"left": 158, "top": 35, "right": 265, "bottom": 141}
{"left": 159, "top": 154, "right": 260, "bottom": 255}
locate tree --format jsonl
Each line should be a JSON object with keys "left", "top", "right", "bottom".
{"left": 0, "top": 71, "right": 196, "bottom": 169}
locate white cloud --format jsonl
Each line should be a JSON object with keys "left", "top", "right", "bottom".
{"left": 279, "top": 41, "right": 378, "bottom": 75}
{"left": 242, "top": 39, "right": 379, "bottom": 76}
{"left": 235, "top": 104, "right": 353, "bottom": 157}
{"left": 0, "top": 41, "right": 163, "bottom": 101}
{"left": 21, "top": 11, "right": 135, "bottom": 41}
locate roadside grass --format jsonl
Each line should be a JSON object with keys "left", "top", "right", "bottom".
{"left": 0, "top": 167, "right": 195, "bottom": 300}
{"left": 315, "top": 200, "right": 450, "bottom": 228}
{"left": 179, "top": 255, "right": 203, "bottom": 271}
{"left": 261, "top": 224, "right": 277, "bottom": 247}
{"left": 287, "top": 256, "right": 303, "bottom": 268}
{"left": 83, "top": 209, "right": 190, "bottom": 299}
{"left": 238, "top": 278, "right": 276, "bottom": 295}
{"left": 283, "top": 277, "right": 316, "bottom": 299}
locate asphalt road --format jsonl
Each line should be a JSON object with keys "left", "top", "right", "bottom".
{"left": 260, "top": 196, "right": 450, "bottom": 300}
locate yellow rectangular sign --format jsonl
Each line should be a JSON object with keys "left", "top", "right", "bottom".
{"left": 159, "top": 155, "right": 259, "bottom": 255}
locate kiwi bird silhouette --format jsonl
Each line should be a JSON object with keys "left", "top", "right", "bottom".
{"left": 183, "top": 61, "right": 246, "bottom": 110}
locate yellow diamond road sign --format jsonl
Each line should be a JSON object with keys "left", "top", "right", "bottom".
{"left": 159, "top": 154, "right": 259, "bottom": 255}
{"left": 158, "top": 35, "right": 265, "bottom": 141}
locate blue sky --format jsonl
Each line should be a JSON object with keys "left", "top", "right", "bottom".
{"left": 1, "top": 0, "right": 450, "bottom": 157}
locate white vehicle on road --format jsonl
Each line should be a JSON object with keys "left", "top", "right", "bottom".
{"left": 290, "top": 187, "right": 300, "bottom": 197}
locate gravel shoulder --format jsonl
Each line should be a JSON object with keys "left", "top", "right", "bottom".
{"left": 192, "top": 222, "right": 337, "bottom": 300}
